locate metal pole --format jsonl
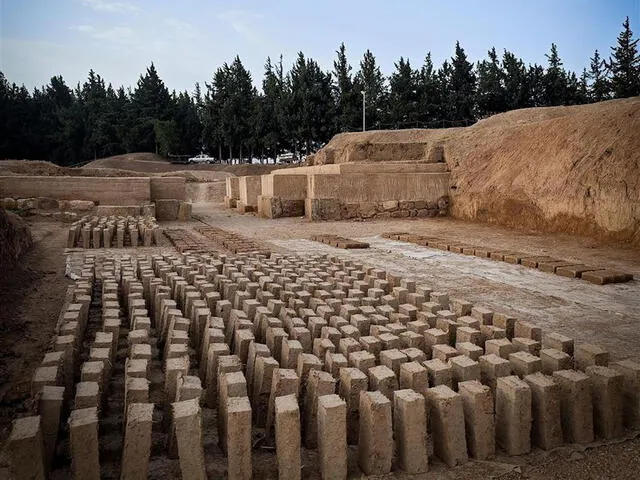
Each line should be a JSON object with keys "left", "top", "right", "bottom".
{"left": 362, "top": 90, "right": 366, "bottom": 132}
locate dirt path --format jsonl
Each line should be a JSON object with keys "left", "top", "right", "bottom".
{"left": 0, "top": 219, "right": 71, "bottom": 438}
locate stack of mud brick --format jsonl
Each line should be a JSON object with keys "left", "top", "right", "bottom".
{"left": 8, "top": 249, "right": 640, "bottom": 479}
{"left": 310, "top": 234, "right": 370, "bottom": 249}
{"left": 67, "top": 215, "right": 162, "bottom": 249}
{"left": 383, "top": 232, "right": 634, "bottom": 285}
{"left": 7, "top": 257, "right": 94, "bottom": 478}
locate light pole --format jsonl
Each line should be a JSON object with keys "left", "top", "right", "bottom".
{"left": 361, "top": 90, "right": 366, "bottom": 132}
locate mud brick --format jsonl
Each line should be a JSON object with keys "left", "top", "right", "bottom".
{"left": 457, "top": 315, "right": 481, "bottom": 329}
{"left": 392, "top": 287, "right": 408, "bottom": 304}
{"left": 556, "top": 264, "right": 598, "bottom": 279}
{"left": 296, "top": 353, "right": 322, "bottom": 387}
{"left": 325, "top": 352, "right": 348, "bottom": 378}
{"left": 509, "top": 351, "right": 542, "bottom": 377}
{"left": 349, "top": 350, "right": 377, "bottom": 375}
{"left": 449, "top": 355, "right": 481, "bottom": 390}
{"left": 358, "top": 391, "right": 393, "bottom": 475}
{"left": 377, "top": 332, "right": 402, "bottom": 350}
{"left": 462, "top": 246, "right": 476, "bottom": 255}
{"left": 456, "top": 326, "right": 482, "bottom": 346}
{"left": 479, "top": 354, "right": 512, "bottom": 392}
{"left": 480, "top": 325, "right": 507, "bottom": 346}
{"left": 540, "top": 348, "right": 572, "bottom": 375}
{"left": 340, "top": 324, "right": 360, "bottom": 340}
{"left": 376, "top": 304, "right": 396, "bottom": 318}
{"left": 574, "top": 343, "right": 609, "bottom": 371}
{"left": 329, "top": 315, "right": 348, "bottom": 330}
{"left": 581, "top": 269, "right": 634, "bottom": 285}
{"left": 397, "top": 304, "right": 418, "bottom": 322}
{"left": 398, "top": 290, "right": 420, "bottom": 307}
{"left": 386, "top": 322, "right": 407, "bottom": 336}
{"left": 503, "top": 253, "right": 524, "bottom": 264}
{"left": 424, "top": 328, "right": 448, "bottom": 350}
{"left": 407, "top": 320, "right": 430, "bottom": 335}
{"left": 512, "top": 337, "right": 541, "bottom": 356}
{"left": 485, "top": 338, "right": 514, "bottom": 359}
{"left": 317, "top": 395, "right": 347, "bottom": 479}
{"left": 429, "top": 292, "right": 449, "bottom": 309}
{"left": 421, "top": 301, "right": 442, "bottom": 314}
{"left": 379, "top": 349, "right": 409, "bottom": 377}
{"left": 401, "top": 347, "right": 427, "bottom": 363}
{"left": 265, "top": 327, "right": 288, "bottom": 363}
{"left": 426, "top": 385, "right": 468, "bottom": 467}
{"left": 610, "top": 360, "right": 640, "bottom": 429}
{"left": 320, "top": 326, "right": 341, "bottom": 348}
{"left": 399, "top": 361, "right": 429, "bottom": 392}
{"left": 520, "top": 255, "right": 557, "bottom": 268}
{"left": 282, "top": 340, "right": 304, "bottom": 370}
{"left": 432, "top": 344, "right": 460, "bottom": 363}
{"left": 398, "top": 331, "right": 424, "bottom": 351}
{"left": 524, "top": 373, "right": 563, "bottom": 450}
{"left": 586, "top": 366, "right": 624, "bottom": 440}
{"left": 367, "top": 365, "right": 399, "bottom": 400}
{"left": 339, "top": 337, "right": 362, "bottom": 360}
{"left": 424, "top": 358, "right": 453, "bottom": 388}
{"left": 339, "top": 368, "right": 368, "bottom": 444}
{"left": 455, "top": 342, "right": 484, "bottom": 361}
{"left": 542, "top": 332, "right": 574, "bottom": 356}
{"left": 393, "top": 389, "right": 428, "bottom": 473}
{"left": 369, "top": 313, "right": 389, "bottom": 326}
{"left": 349, "top": 314, "right": 370, "bottom": 337}
{"left": 471, "top": 306, "right": 494, "bottom": 325}
{"left": 313, "top": 338, "right": 335, "bottom": 361}
{"left": 303, "top": 371, "right": 336, "bottom": 449}
{"left": 512, "top": 320, "right": 540, "bottom": 341}
{"left": 553, "top": 370, "right": 594, "bottom": 444}
{"left": 493, "top": 313, "right": 516, "bottom": 338}
{"left": 436, "top": 319, "right": 457, "bottom": 345}
{"left": 537, "top": 260, "right": 576, "bottom": 273}
{"left": 359, "top": 336, "right": 382, "bottom": 361}
{"left": 459, "top": 380, "right": 495, "bottom": 460}
{"left": 496, "top": 376, "right": 532, "bottom": 455}
{"left": 266, "top": 369, "right": 300, "bottom": 441}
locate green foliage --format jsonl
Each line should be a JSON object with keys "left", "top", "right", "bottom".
{"left": 0, "top": 17, "right": 637, "bottom": 165}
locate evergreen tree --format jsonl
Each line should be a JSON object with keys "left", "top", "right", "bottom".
{"left": 449, "top": 41, "right": 476, "bottom": 122}
{"left": 526, "top": 63, "right": 546, "bottom": 107}
{"left": 588, "top": 49, "right": 611, "bottom": 102}
{"left": 608, "top": 16, "right": 640, "bottom": 98}
{"left": 332, "top": 43, "right": 359, "bottom": 132}
{"left": 416, "top": 53, "right": 441, "bottom": 124}
{"left": 502, "top": 51, "right": 528, "bottom": 109}
{"left": 476, "top": 47, "right": 506, "bottom": 117}
{"left": 354, "top": 49, "right": 386, "bottom": 129}
{"left": 388, "top": 57, "right": 419, "bottom": 128}
{"left": 543, "top": 43, "right": 567, "bottom": 105}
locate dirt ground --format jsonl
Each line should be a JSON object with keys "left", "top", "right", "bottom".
{"left": 1, "top": 205, "right": 639, "bottom": 478}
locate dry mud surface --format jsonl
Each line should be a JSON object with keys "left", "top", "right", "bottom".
{"left": 1, "top": 205, "right": 639, "bottom": 479}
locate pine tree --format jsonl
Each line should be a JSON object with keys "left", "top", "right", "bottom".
{"left": 543, "top": 43, "right": 567, "bottom": 106}
{"left": 588, "top": 49, "right": 611, "bottom": 102}
{"left": 526, "top": 63, "right": 546, "bottom": 107}
{"left": 416, "top": 53, "right": 440, "bottom": 125}
{"left": 449, "top": 41, "right": 476, "bottom": 122}
{"left": 354, "top": 49, "right": 386, "bottom": 129}
{"left": 502, "top": 51, "right": 528, "bottom": 109}
{"left": 332, "top": 43, "right": 359, "bottom": 132}
{"left": 608, "top": 16, "right": 640, "bottom": 98}
{"left": 388, "top": 57, "right": 419, "bottom": 128}
{"left": 476, "top": 47, "right": 506, "bottom": 117}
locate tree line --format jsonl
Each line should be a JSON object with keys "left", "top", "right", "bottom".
{"left": 0, "top": 17, "right": 638, "bottom": 165}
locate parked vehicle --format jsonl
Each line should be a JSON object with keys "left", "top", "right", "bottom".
{"left": 275, "top": 152, "right": 298, "bottom": 163}
{"left": 188, "top": 153, "right": 215, "bottom": 164}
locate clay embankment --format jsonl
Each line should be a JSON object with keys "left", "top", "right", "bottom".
{"left": 311, "top": 97, "right": 640, "bottom": 245}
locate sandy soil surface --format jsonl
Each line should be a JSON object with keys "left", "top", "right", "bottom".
{"left": 1, "top": 207, "right": 639, "bottom": 478}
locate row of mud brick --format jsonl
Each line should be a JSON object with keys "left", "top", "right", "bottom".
{"left": 383, "top": 232, "right": 634, "bottom": 285}
{"left": 164, "top": 228, "right": 218, "bottom": 253}
{"left": 7, "top": 251, "right": 640, "bottom": 479}
{"left": 310, "top": 234, "right": 370, "bottom": 249}
{"left": 195, "top": 225, "right": 271, "bottom": 256}
{"left": 67, "top": 215, "right": 161, "bottom": 248}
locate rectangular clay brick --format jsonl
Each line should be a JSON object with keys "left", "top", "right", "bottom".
{"left": 496, "top": 376, "right": 531, "bottom": 455}
{"left": 524, "top": 373, "right": 563, "bottom": 450}
{"left": 459, "top": 380, "right": 495, "bottom": 460}
{"left": 393, "top": 389, "right": 428, "bottom": 473}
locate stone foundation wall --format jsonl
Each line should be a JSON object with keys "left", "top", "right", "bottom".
{"left": 305, "top": 198, "right": 448, "bottom": 221}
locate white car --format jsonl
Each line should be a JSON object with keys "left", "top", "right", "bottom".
{"left": 188, "top": 153, "right": 215, "bottom": 164}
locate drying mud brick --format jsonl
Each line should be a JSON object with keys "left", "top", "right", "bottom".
{"left": 610, "top": 360, "right": 640, "bottom": 428}
{"left": 552, "top": 370, "right": 594, "bottom": 444}
{"left": 339, "top": 367, "right": 368, "bottom": 444}
{"left": 303, "top": 370, "right": 336, "bottom": 448}
{"left": 457, "top": 381, "right": 495, "bottom": 462}
{"left": 121, "top": 403, "right": 154, "bottom": 480}
{"left": 540, "top": 348, "right": 572, "bottom": 374}
{"left": 427, "top": 385, "right": 468, "bottom": 466}
{"left": 226, "top": 396, "right": 253, "bottom": 480}
{"left": 509, "top": 351, "right": 542, "bottom": 377}
{"left": 393, "top": 389, "right": 429, "bottom": 474}
{"left": 524, "top": 373, "right": 563, "bottom": 450}
{"left": 542, "top": 332, "right": 574, "bottom": 356}
{"left": 513, "top": 320, "right": 541, "bottom": 341}
{"left": 368, "top": 365, "right": 399, "bottom": 400}
{"left": 205, "top": 343, "right": 231, "bottom": 407}
{"left": 69, "top": 407, "right": 100, "bottom": 480}
{"left": 172, "top": 399, "right": 206, "bottom": 480}
{"left": 275, "top": 395, "right": 301, "bottom": 480}
{"left": 399, "top": 361, "right": 429, "bottom": 393}
{"left": 358, "top": 390, "right": 393, "bottom": 475}
{"left": 219, "top": 371, "right": 248, "bottom": 449}
{"left": 266, "top": 368, "right": 300, "bottom": 441}
{"left": 449, "top": 355, "right": 480, "bottom": 389}
{"left": 424, "top": 358, "right": 453, "bottom": 388}
{"left": 8, "top": 415, "right": 46, "bottom": 480}
{"left": 317, "top": 394, "right": 347, "bottom": 480}
{"left": 38, "top": 385, "right": 64, "bottom": 472}
{"left": 574, "top": 343, "right": 609, "bottom": 371}
{"left": 586, "top": 366, "right": 624, "bottom": 440}
{"left": 496, "top": 376, "right": 532, "bottom": 456}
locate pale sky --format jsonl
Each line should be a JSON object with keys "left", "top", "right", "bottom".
{"left": 1, "top": 0, "right": 638, "bottom": 94}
